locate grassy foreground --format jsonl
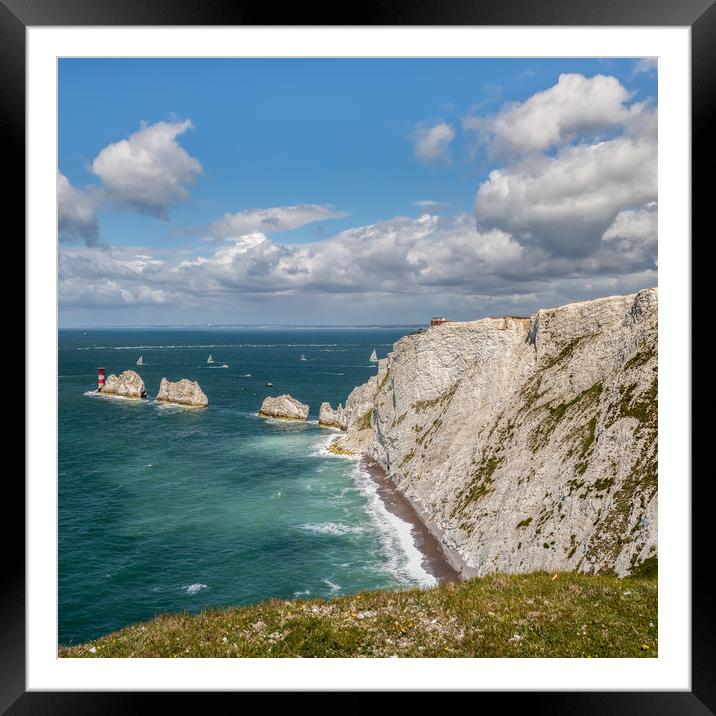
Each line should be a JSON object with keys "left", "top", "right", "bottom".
{"left": 59, "top": 572, "right": 657, "bottom": 658}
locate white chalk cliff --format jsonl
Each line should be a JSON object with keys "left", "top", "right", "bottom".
{"left": 328, "top": 289, "right": 658, "bottom": 577}
{"left": 155, "top": 377, "right": 208, "bottom": 407}
{"left": 100, "top": 370, "right": 146, "bottom": 399}
{"left": 259, "top": 394, "right": 309, "bottom": 421}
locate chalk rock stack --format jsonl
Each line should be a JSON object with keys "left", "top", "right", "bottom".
{"left": 259, "top": 394, "right": 309, "bottom": 421}
{"left": 155, "top": 377, "right": 208, "bottom": 407}
{"left": 100, "top": 370, "right": 147, "bottom": 399}
{"left": 318, "top": 402, "right": 347, "bottom": 429}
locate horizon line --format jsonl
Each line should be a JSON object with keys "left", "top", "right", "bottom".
{"left": 58, "top": 323, "right": 429, "bottom": 330}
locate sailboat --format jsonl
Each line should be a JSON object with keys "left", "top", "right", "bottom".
{"left": 369, "top": 349, "right": 378, "bottom": 362}
{"left": 300, "top": 354, "right": 306, "bottom": 361}
{"left": 207, "top": 354, "right": 215, "bottom": 364}
{"left": 136, "top": 355, "right": 143, "bottom": 366}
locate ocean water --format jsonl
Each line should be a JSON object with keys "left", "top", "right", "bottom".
{"left": 58, "top": 327, "right": 434, "bottom": 645}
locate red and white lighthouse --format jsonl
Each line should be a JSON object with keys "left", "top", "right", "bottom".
{"left": 97, "top": 367, "right": 105, "bottom": 391}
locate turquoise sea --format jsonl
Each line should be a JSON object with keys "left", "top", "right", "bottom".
{"left": 58, "top": 328, "right": 435, "bottom": 645}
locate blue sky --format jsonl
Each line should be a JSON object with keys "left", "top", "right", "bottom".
{"left": 58, "top": 58, "right": 657, "bottom": 326}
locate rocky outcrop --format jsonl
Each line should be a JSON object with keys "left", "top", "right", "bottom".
{"left": 319, "top": 402, "right": 347, "bottom": 429}
{"left": 330, "top": 289, "right": 658, "bottom": 578}
{"left": 327, "top": 373, "right": 383, "bottom": 453}
{"left": 100, "top": 370, "right": 146, "bottom": 399}
{"left": 259, "top": 394, "right": 309, "bottom": 421}
{"left": 155, "top": 378, "right": 208, "bottom": 407}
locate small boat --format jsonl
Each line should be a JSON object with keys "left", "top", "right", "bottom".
{"left": 207, "top": 354, "right": 215, "bottom": 364}
{"left": 266, "top": 382, "right": 274, "bottom": 388}
{"left": 136, "top": 355, "right": 144, "bottom": 366}
{"left": 221, "top": 363, "right": 229, "bottom": 368}
{"left": 300, "top": 354, "right": 306, "bottom": 361}
{"left": 369, "top": 349, "right": 378, "bottom": 362}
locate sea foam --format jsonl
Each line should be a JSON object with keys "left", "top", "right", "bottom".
{"left": 299, "top": 522, "right": 363, "bottom": 536}
{"left": 183, "top": 583, "right": 208, "bottom": 594}
{"left": 321, "top": 578, "right": 342, "bottom": 595}
{"left": 83, "top": 390, "right": 148, "bottom": 403}
{"left": 316, "top": 435, "right": 436, "bottom": 588}
{"left": 350, "top": 462, "right": 436, "bottom": 588}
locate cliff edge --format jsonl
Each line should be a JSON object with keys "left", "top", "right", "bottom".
{"left": 328, "top": 289, "right": 658, "bottom": 578}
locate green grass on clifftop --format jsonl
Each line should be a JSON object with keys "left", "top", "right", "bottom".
{"left": 59, "top": 572, "right": 657, "bottom": 658}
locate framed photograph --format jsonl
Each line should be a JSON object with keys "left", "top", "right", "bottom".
{"left": 8, "top": 0, "right": 708, "bottom": 708}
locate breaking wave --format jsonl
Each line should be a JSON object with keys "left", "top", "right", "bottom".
{"left": 182, "top": 583, "right": 208, "bottom": 594}
{"left": 299, "top": 522, "right": 364, "bottom": 536}
{"left": 315, "top": 434, "right": 436, "bottom": 588}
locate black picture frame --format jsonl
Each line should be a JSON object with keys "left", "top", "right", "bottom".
{"left": 7, "top": 0, "right": 707, "bottom": 710}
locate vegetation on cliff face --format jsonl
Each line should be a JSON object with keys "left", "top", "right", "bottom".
{"left": 378, "top": 369, "right": 392, "bottom": 391}
{"left": 528, "top": 380, "right": 603, "bottom": 452}
{"left": 59, "top": 572, "right": 656, "bottom": 659}
{"left": 357, "top": 409, "right": 373, "bottom": 431}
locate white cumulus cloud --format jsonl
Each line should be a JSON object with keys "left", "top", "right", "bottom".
{"left": 602, "top": 202, "right": 657, "bottom": 244}
{"left": 464, "top": 73, "right": 648, "bottom": 157}
{"left": 599, "top": 202, "right": 658, "bottom": 268}
{"left": 58, "top": 173, "right": 101, "bottom": 246}
{"left": 412, "top": 122, "right": 455, "bottom": 165}
{"left": 475, "top": 136, "right": 657, "bottom": 257}
{"left": 91, "top": 119, "right": 202, "bottom": 217}
{"left": 467, "top": 73, "right": 657, "bottom": 259}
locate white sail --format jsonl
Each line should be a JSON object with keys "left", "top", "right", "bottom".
{"left": 136, "top": 355, "right": 143, "bottom": 366}
{"left": 207, "top": 354, "right": 214, "bottom": 364}
{"left": 369, "top": 350, "right": 378, "bottom": 362}
{"left": 300, "top": 354, "right": 306, "bottom": 361}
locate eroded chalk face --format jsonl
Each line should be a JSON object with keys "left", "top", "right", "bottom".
{"left": 328, "top": 289, "right": 658, "bottom": 579}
